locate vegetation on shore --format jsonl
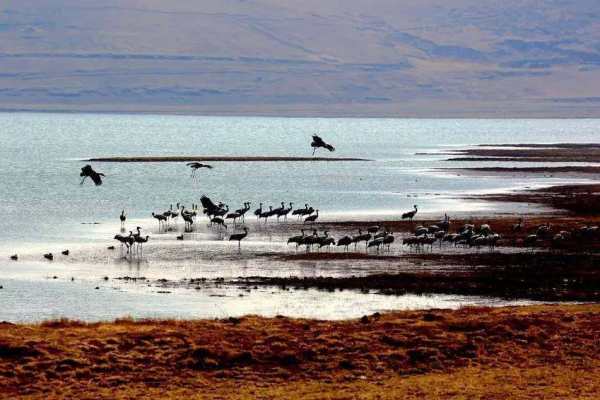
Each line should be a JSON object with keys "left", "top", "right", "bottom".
{"left": 0, "top": 305, "right": 598, "bottom": 399}
{"left": 438, "top": 143, "right": 600, "bottom": 163}
{"left": 239, "top": 252, "right": 600, "bottom": 301}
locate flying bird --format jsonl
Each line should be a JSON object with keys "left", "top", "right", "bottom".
{"left": 187, "top": 162, "right": 213, "bottom": 177}
{"left": 80, "top": 165, "right": 105, "bottom": 186}
{"left": 311, "top": 135, "right": 335, "bottom": 155}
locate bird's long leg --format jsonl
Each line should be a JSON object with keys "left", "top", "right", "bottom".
{"left": 312, "top": 148, "right": 316, "bottom": 156}
{"left": 80, "top": 176, "right": 87, "bottom": 185}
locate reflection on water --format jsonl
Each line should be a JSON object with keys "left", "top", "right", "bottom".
{"left": 0, "top": 278, "right": 544, "bottom": 323}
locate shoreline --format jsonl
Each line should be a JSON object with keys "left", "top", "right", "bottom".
{"left": 442, "top": 166, "right": 600, "bottom": 173}
{"left": 468, "top": 183, "right": 600, "bottom": 214}
{"left": 434, "top": 143, "right": 600, "bottom": 163}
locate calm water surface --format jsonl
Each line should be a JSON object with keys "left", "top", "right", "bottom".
{"left": 0, "top": 113, "right": 597, "bottom": 321}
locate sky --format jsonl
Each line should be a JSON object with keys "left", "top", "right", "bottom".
{"left": 1, "top": 0, "right": 600, "bottom": 117}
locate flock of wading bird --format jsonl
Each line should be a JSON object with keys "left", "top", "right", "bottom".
{"left": 112, "top": 195, "right": 600, "bottom": 259}
{"left": 113, "top": 195, "right": 324, "bottom": 257}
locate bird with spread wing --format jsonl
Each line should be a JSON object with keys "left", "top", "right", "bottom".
{"left": 187, "top": 162, "right": 213, "bottom": 178}
{"left": 310, "top": 134, "right": 335, "bottom": 156}
{"left": 80, "top": 165, "right": 105, "bottom": 186}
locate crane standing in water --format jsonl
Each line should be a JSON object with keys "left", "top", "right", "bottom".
{"left": 229, "top": 227, "right": 249, "bottom": 250}
{"left": 402, "top": 205, "right": 418, "bottom": 222}
{"left": 119, "top": 210, "right": 126, "bottom": 231}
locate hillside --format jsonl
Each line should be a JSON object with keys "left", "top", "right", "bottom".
{"left": 1, "top": 0, "right": 600, "bottom": 116}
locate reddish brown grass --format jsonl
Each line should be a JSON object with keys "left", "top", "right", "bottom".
{"left": 0, "top": 305, "right": 598, "bottom": 399}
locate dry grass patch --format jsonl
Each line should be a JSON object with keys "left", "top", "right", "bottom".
{"left": 0, "top": 304, "right": 598, "bottom": 399}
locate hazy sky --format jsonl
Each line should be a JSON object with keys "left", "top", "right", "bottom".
{"left": 1, "top": 0, "right": 600, "bottom": 117}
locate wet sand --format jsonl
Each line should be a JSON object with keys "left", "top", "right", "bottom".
{"left": 239, "top": 252, "right": 600, "bottom": 301}
{"left": 442, "top": 166, "right": 600, "bottom": 174}
{"left": 470, "top": 183, "right": 600, "bottom": 214}
{"left": 1, "top": 304, "right": 597, "bottom": 399}
{"left": 429, "top": 143, "right": 600, "bottom": 162}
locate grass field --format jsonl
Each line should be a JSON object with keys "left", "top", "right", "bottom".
{"left": 1, "top": 304, "right": 598, "bottom": 399}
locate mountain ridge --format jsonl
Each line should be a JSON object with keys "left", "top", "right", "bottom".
{"left": 1, "top": 0, "right": 599, "bottom": 117}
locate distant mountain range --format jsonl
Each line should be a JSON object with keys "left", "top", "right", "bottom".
{"left": 1, "top": 0, "right": 600, "bottom": 117}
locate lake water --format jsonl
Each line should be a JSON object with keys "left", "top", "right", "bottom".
{"left": 0, "top": 113, "right": 597, "bottom": 321}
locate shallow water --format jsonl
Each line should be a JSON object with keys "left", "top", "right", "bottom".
{"left": 0, "top": 113, "right": 598, "bottom": 321}
{"left": 1, "top": 277, "right": 546, "bottom": 323}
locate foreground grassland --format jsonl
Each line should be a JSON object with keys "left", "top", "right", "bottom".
{"left": 1, "top": 304, "right": 598, "bottom": 399}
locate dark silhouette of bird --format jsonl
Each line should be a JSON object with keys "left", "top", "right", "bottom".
{"left": 80, "top": 165, "right": 105, "bottom": 186}
{"left": 402, "top": 205, "right": 418, "bottom": 222}
{"left": 311, "top": 135, "right": 335, "bottom": 155}
{"left": 170, "top": 204, "right": 180, "bottom": 223}
{"left": 277, "top": 202, "right": 293, "bottom": 221}
{"left": 229, "top": 227, "right": 249, "bottom": 248}
{"left": 214, "top": 205, "right": 229, "bottom": 218}
{"left": 135, "top": 235, "right": 149, "bottom": 255}
{"left": 301, "top": 230, "right": 319, "bottom": 251}
{"left": 211, "top": 217, "right": 227, "bottom": 229}
{"left": 287, "top": 230, "right": 306, "bottom": 248}
{"left": 152, "top": 212, "right": 167, "bottom": 230}
{"left": 10, "top": 254, "right": 18, "bottom": 261}
{"left": 113, "top": 234, "right": 129, "bottom": 253}
{"left": 187, "top": 162, "right": 213, "bottom": 177}
{"left": 304, "top": 210, "right": 319, "bottom": 223}
{"left": 254, "top": 203, "right": 263, "bottom": 221}
{"left": 182, "top": 211, "right": 194, "bottom": 232}
{"left": 260, "top": 206, "right": 274, "bottom": 224}
{"left": 124, "top": 231, "right": 135, "bottom": 253}
{"left": 61, "top": 250, "right": 69, "bottom": 256}
{"left": 368, "top": 237, "right": 384, "bottom": 252}
{"left": 235, "top": 202, "right": 251, "bottom": 222}
{"left": 226, "top": 211, "right": 242, "bottom": 224}
{"left": 292, "top": 204, "right": 309, "bottom": 218}
{"left": 318, "top": 232, "right": 335, "bottom": 250}
{"left": 352, "top": 229, "right": 371, "bottom": 249}
{"left": 439, "top": 214, "right": 451, "bottom": 232}
{"left": 200, "top": 195, "right": 227, "bottom": 218}
{"left": 374, "top": 229, "right": 389, "bottom": 240}
{"left": 200, "top": 195, "right": 218, "bottom": 211}
{"left": 383, "top": 233, "right": 395, "bottom": 250}
{"left": 176, "top": 234, "right": 184, "bottom": 240}
{"left": 367, "top": 225, "right": 380, "bottom": 234}
{"left": 272, "top": 202, "right": 285, "bottom": 221}
{"left": 43, "top": 253, "right": 54, "bottom": 261}
{"left": 336, "top": 236, "right": 353, "bottom": 251}
{"left": 119, "top": 210, "right": 126, "bottom": 230}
